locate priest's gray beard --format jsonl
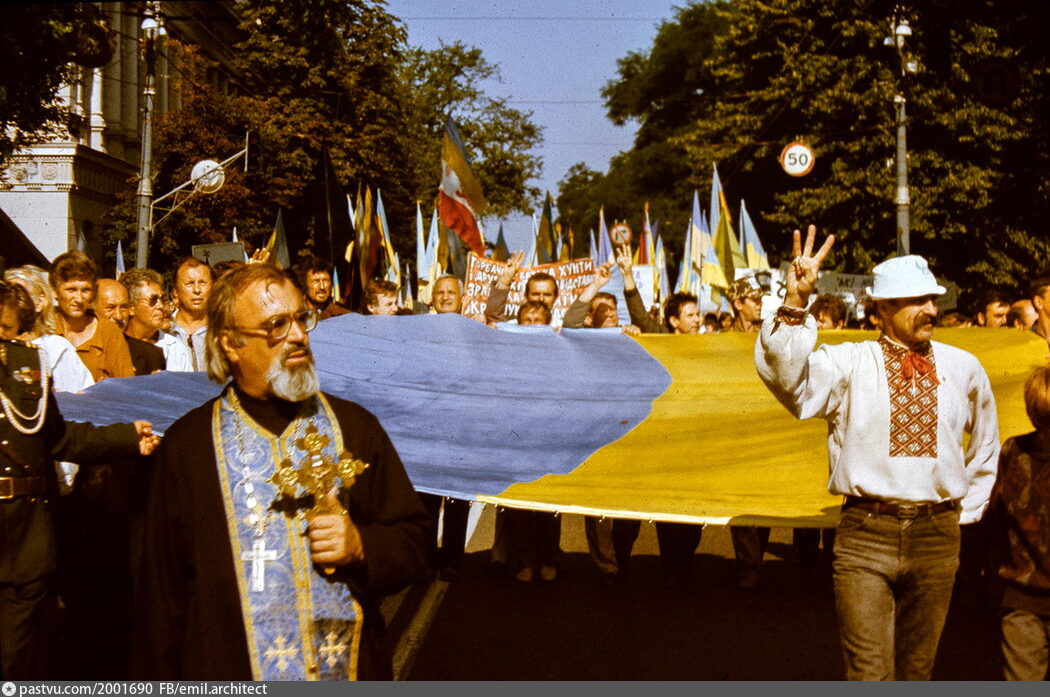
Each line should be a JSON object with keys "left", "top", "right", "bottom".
{"left": 266, "top": 349, "right": 320, "bottom": 402}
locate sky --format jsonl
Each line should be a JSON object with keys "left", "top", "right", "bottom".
{"left": 385, "top": 0, "right": 684, "bottom": 250}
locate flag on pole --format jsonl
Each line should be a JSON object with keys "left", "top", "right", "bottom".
{"left": 265, "top": 209, "right": 291, "bottom": 269}
{"left": 557, "top": 222, "right": 571, "bottom": 262}
{"left": 375, "top": 189, "right": 399, "bottom": 286}
{"left": 437, "top": 117, "right": 487, "bottom": 256}
{"left": 442, "top": 220, "right": 467, "bottom": 281}
{"left": 709, "top": 163, "right": 724, "bottom": 243}
{"left": 712, "top": 185, "right": 745, "bottom": 289}
{"left": 738, "top": 200, "right": 770, "bottom": 270}
{"left": 115, "top": 240, "right": 125, "bottom": 278}
{"left": 654, "top": 233, "right": 669, "bottom": 318}
{"left": 357, "top": 188, "right": 379, "bottom": 282}
{"left": 415, "top": 201, "right": 426, "bottom": 287}
{"left": 538, "top": 192, "right": 557, "bottom": 262}
{"left": 693, "top": 191, "right": 728, "bottom": 290}
{"left": 589, "top": 229, "right": 597, "bottom": 265}
{"left": 493, "top": 222, "right": 509, "bottom": 262}
{"left": 595, "top": 206, "right": 613, "bottom": 265}
{"left": 636, "top": 202, "right": 653, "bottom": 265}
{"left": 675, "top": 218, "right": 694, "bottom": 294}
{"left": 418, "top": 208, "right": 442, "bottom": 305}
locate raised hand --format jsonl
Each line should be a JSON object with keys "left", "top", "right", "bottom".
{"left": 593, "top": 261, "right": 614, "bottom": 288}
{"left": 784, "top": 225, "right": 834, "bottom": 309}
{"left": 497, "top": 250, "right": 525, "bottom": 288}
{"left": 614, "top": 245, "right": 636, "bottom": 291}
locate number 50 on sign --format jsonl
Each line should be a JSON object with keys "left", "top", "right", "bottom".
{"left": 779, "top": 142, "right": 815, "bottom": 177}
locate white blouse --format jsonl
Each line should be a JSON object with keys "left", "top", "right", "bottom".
{"left": 31, "top": 334, "right": 94, "bottom": 393}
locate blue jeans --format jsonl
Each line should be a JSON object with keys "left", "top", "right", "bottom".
{"left": 832, "top": 505, "right": 961, "bottom": 680}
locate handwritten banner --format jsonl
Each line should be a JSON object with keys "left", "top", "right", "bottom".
{"left": 463, "top": 255, "right": 596, "bottom": 326}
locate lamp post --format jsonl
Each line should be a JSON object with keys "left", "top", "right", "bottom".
{"left": 135, "top": 2, "right": 165, "bottom": 270}
{"left": 884, "top": 10, "right": 916, "bottom": 256}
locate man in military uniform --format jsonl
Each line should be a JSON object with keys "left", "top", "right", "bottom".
{"left": 0, "top": 279, "right": 160, "bottom": 679}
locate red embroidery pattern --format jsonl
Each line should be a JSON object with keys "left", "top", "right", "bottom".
{"left": 880, "top": 337, "right": 939, "bottom": 458}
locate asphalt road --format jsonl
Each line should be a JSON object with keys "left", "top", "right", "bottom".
{"left": 386, "top": 506, "right": 1002, "bottom": 681}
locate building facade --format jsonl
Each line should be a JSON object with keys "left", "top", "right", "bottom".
{"left": 0, "top": 1, "right": 240, "bottom": 266}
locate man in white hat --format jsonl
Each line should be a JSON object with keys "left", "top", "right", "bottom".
{"left": 755, "top": 227, "right": 1000, "bottom": 680}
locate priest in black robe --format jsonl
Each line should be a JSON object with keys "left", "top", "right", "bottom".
{"left": 133, "top": 263, "right": 432, "bottom": 681}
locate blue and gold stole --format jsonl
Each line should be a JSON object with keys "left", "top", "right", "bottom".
{"left": 213, "top": 388, "right": 363, "bottom": 681}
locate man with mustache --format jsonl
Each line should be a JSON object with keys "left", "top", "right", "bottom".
{"left": 755, "top": 228, "right": 1000, "bottom": 680}
{"left": 135, "top": 264, "right": 432, "bottom": 680}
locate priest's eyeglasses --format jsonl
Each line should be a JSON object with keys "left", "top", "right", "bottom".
{"left": 232, "top": 309, "right": 318, "bottom": 341}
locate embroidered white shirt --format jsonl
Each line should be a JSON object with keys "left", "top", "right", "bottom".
{"left": 755, "top": 312, "right": 1000, "bottom": 524}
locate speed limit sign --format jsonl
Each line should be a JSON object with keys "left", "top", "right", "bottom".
{"left": 609, "top": 222, "right": 632, "bottom": 247}
{"left": 779, "top": 142, "right": 815, "bottom": 177}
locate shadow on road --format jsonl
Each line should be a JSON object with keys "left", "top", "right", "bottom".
{"left": 402, "top": 513, "right": 1002, "bottom": 680}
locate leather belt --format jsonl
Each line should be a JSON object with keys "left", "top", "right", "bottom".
{"left": 843, "top": 495, "right": 958, "bottom": 520}
{"left": 0, "top": 476, "right": 46, "bottom": 500}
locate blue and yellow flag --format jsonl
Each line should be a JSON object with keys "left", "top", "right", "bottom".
{"left": 56, "top": 317, "right": 1046, "bottom": 529}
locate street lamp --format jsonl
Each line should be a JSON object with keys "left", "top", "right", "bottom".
{"left": 884, "top": 9, "right": 917, "bottom": 256}
{"left": 135, "top": 2, "right": 165, "bottom": 269}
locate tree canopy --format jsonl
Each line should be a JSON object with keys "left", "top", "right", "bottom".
{"left": 98, "top": 0, "right": 543, "bottom": 275}
{"left": 561, "top": 0, "right": 1050, "bottom": 297}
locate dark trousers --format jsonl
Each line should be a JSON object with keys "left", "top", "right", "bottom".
{"left": 505, "top": 509, "right": 561, "bottom": 571}
{"left": 419, "top": 493, "right": 470, "bottom": 569}
{"left": 584, "top": 516, "right": 641, "bottom": 575}
{"left": 655, "top": 522, "right": 703, "bottom": 582}
{"left": 0, "top": 576, "right": 52, "bottom": 679}
{"left": 57, "top": 462, "right": 137, "bottom": 679}
{"left": 730, "top": 525, "right": 771, "bottom": 571}
{"left": 793, "top": 527, "right": 836, "bottom": 568}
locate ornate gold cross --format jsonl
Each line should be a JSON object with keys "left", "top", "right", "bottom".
{"left": 270, "top": 423, "right": 370, "bottom": 520}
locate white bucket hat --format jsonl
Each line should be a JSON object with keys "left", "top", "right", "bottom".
{"left": 865, "top": 255, "right": 946, "bottom": 300}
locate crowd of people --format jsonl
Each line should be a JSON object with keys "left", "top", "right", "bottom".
{"left": 0, "top": 235, "right": 1048, "bottom": 681}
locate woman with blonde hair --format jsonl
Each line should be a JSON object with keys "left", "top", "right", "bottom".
{"left": 5, "top": 265, "right": 62, "bottom": 335}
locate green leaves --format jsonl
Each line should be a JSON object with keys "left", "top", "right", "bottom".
{"left": 566, "top": 0, "right": 1050, "bottom": 298}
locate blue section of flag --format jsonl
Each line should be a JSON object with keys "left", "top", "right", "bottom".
{"left": 56, "top": 314, "right": 671, "bottom": 499}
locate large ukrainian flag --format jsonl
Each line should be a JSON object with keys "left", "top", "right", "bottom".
{"left": 57, "top": 314, "right": 1046, "bottom": 528}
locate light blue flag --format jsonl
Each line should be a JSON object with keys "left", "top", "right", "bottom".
{"left": 596, "top": 206, "right": 613, "bottom": 265}
{"left": 424, "top": 208, "right": 439, "bottom": 275}
{"left": 709, "top": 163, "right": 723, "bottom": 240}
{"left": 115, "top": 240, "right": 125, "bottom": 278}
{"left": 676, "top": 218, "right": 693, "bottom": 293}
{"left": 415, "top": 202, "right": 426, "bottom": 290}
{"left": 589, "top": 228, "right": 597, "bottom": 265}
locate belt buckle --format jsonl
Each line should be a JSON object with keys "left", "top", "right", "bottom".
{"left": 896, "top": 503, "right": 919, "bottom": 519}
{"left": 0, "top": 478, "right": 12, "bottom": 500}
